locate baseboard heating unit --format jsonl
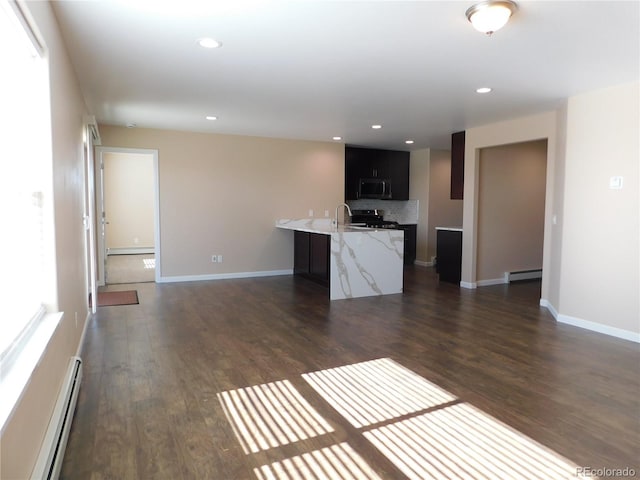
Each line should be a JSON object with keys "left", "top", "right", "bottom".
{"left": 505, "top": 269, "right": 542, "bottom": 283}
{"left": 31, "top": 356, "right": 82, "bottom": 480}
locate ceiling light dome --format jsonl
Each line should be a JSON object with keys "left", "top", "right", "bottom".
{"left": 466, "top": 0, "right": 517, "bottom": 35}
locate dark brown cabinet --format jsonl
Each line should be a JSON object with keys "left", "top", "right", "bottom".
{"left": 345, "top": 146, "right": 410, "bottom": 200}
{"left": 450, "top": 131, "right": 465, "bottom": 200}
{"left": 294, "top": 231, "right": 329, "bottom": 286}
{"left": 398, "top": 224, "right": 417, "bottom": 265}
{"left": 436, "top": 229, "right": 462, "bottom": 284}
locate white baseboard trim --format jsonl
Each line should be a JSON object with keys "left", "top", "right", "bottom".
{"left": 107, "top": 247, "right": 155, "bottom": 255}
{"left": 539, "top": 298, "right": 558, "bottom": 319}
{"left": 460, "top": 281, "right": 477, "bottom": 289}
{"left": 414, "top": 260, "right": 433, "bottom": 267}
{"left": 557, "top": 314, "right": 640, "bottom": 343}
{"left": 158, "top": 269, "right": 293, "bottom": 283}
{"left": 75, "top": 311, "right": 91, "bottom": 358}
{"left": 540, "top": 299, "right": 639, "bottom": 343}
{"left": 477, "top": 277, "right": 507, "bottom": 287}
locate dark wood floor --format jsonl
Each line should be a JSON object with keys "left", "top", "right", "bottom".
{"left": 61, "top": 266, "right": 640, "bottom": 480}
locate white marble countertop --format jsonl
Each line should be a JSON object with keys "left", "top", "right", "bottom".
{"left": 276, "top": 218, "right": 380, "bottom": 235}
{"left": 435, "top": 226, "right": 463, "bottom": 232}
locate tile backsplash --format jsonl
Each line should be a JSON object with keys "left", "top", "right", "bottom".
{"left": 348, "top": 199, "right": 419, "bottom": 224}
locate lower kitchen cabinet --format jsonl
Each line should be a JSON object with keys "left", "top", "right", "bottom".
{"left": 294, "top": 231, "right": 329, "bottom": 286}
{"left": 436, "top": 228, "right": 462, "bottom": 284}
{"left": 398, "top": 224, "right": 417, "bottom": 265}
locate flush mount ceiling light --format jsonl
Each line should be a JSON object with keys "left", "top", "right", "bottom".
{"left": 466, "top": 0, "right": 517, "bottom": 35}
{"left": 205, "top": 115, "right": 218, "bottom": 120}
{"left": 371, "top": 124, "right": 382, "bottom": 130}
{"left": 476, "top": 87, "right": 492, "bottom": 93}
{"left": 405, "top": 140, "right": 414, "bottom": 145}
{"left": 332, "top": 136, "right": 343, "bottom": 141}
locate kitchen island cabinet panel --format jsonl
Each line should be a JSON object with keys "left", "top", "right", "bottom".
{"left": 294, "top": 231, "right": 329, "bottom": 286}
{"left": 294, "top": 230, "right": 310, "bottom": 275}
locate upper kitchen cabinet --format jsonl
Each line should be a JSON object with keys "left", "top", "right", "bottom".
{"left": 345, "top": 146, "right": 410, "bottom": 200}
{"left": 450, "top": 131, "right": 465, "bottom": 200}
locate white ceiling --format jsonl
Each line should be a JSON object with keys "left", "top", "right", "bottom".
{"left": 50, "top": 0, "right": 639, "bottom": 150}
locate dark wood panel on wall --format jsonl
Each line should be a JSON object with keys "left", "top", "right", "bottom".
{"left": 451, "top": 131, "right": 465, "bottom": 200}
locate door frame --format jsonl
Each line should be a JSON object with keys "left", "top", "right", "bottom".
{"left": 95, "top": 146, "right": 161, "bottom": 285}
{"left": 83, "top": 117, "right": 99, "bottom": 313}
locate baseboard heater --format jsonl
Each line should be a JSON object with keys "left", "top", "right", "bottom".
{"left": 505, "top": 269, "right": 542, "bottom": 283}
{"left": 31, "top": 356, "right": 82, "bottom": 480}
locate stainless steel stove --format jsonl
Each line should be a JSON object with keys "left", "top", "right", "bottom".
{"left": 350, "top": 209, "right": 399, "bottom": 229}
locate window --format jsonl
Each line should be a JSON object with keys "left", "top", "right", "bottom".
{"left": 0, "top": 0, "right": 59, "bottom": 430}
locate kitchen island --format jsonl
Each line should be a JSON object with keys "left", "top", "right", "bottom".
{"left": 276, "top": 219, "right": 404, "bottom": 300}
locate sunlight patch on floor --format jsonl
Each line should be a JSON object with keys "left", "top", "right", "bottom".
{"left": 219, "top": 358, "right": 593, "bottom": 480}
{"left": 364, "top": 402, "right": 593, "bottom": 480}
{"left": 254, "top": 442, "right": 383, "bottom": 480}
{"left": 217, "top": 379, "right": 334, "bottom": 454}
{"left": 302, "top": 357, "right": 456, "bottom": 428}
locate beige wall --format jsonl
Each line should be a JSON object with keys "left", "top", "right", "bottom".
{"left": 559, "top": 82, "right": 639, "bottom": 336}
{"left": 477, "top": 140, "right": 547, "bottom": 281}
{"left": 1, "top": 2, "right": 89, "bottom": 478}
{"left": 463, "top": 83, "right": 639, "bottom": 340}
{"left": 103, "top": 151, "right": 155, "bottom": 250}
{"left": 409, "top": 148, "right": 430, "bottom": 263}
{"left": 427, "top": 149, "right": 463, "bottom": 263}
{"left": 98, "top": 125, "right": 344, "bottom": 279}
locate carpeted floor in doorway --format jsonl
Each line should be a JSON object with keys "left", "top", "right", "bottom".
{"left": 90, "top": 290, "right": 139, "bottom": 307}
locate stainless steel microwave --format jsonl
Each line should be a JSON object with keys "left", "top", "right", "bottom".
{"left": 358, "top": 178, "right": 392, "bottom": 199}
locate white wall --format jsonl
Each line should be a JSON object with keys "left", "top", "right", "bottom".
{"left": 558, "top": 82, "right": 639, "bottom": 339}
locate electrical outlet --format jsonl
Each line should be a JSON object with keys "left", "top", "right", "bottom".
{"left": 308, "top": 209, "right": 314, "bottom": 217}
{"left": 211, "top": 255, "right": 217, "bottom": 263}
{"left": 217, "top": 255, "right": 223, "bottom": 263}
{"left": 324, "top": 210, "right": 329, "bottom": 217}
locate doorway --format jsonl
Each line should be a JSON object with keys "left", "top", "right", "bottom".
{"left": 476, "top": 139, "right": 547, "bottom": 286}
{"left": 95, "top": 147, "right": 160, "bottom": 286}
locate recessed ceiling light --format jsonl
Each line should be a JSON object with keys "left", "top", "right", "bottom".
{"left": 206, "top": 115, "right": 218, "bottom": 120}
{"left": 371, "top": 124, "right": 382, "bottom": 129}
{"left": 332, "top": 136, "right": 342, "bottom": 141}
{"left": 198, "top": 37, "right": 222, "bottom": 49}
{"left": 476, "top": 87, "right": 492, "bottom": 93}
{"left": 405, "top": 140, "right": 414, "bottom": 144}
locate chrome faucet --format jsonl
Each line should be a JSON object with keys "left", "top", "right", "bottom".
{"left": 334, "top": 203, "right": 352, "bottom": 227}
